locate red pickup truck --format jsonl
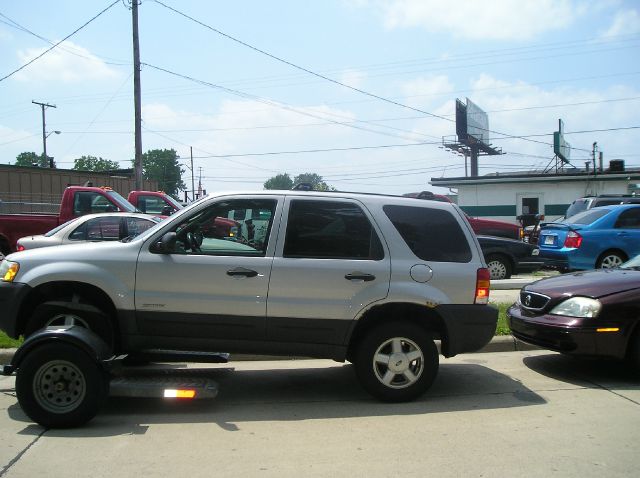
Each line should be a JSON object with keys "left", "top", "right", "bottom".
{"left": 127, "top": 190, "right": 184, "bottom": 216}
{"left": 127, "top": 190, "right": 240, "bottom": 238}
{"left": 0, "top": 186, "right": 137, "bottom": 255}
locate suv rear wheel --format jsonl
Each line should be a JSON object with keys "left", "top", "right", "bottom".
{"left": 354, "top": 321, "right": 438, "bottom": 402}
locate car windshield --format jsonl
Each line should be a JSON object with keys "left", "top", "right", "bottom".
{"left": 622, "top": 255, "right": 640, "bottom": 269}
{"left": 563, "top": 208, "right": 609, "bottom": 225}
{"left": 44, "top": 218, "right": 78, "bottom": 236}
{"left": 106, "top": 190, "right": 137, "bottom": 212}
{"left": 164, "top": 194, "right": 183, "bottom": 210}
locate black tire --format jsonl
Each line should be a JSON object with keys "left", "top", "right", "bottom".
{"left": 24, "top": 301, "right": 115, "bottom": 350}
{"left": 354, "top": 321, "right": 439, "bottom": 402}
{"left": 596, "top": 251, "right": 626, "bottom": 269}
{"left": 486, "top": 254, "right": 512, "bottom": 280}
{"left": 15, "top": 342, "right": 109, "bottom": 428}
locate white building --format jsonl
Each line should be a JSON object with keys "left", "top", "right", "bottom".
{"left": 430, "top": 166, "right": 640, "bottom": 223}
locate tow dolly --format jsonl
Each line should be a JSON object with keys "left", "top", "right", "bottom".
{"left": 2, "top": 326, "right": 228, "bottom": 428}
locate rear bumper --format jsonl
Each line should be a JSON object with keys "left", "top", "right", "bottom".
{"left": 0, "top": 282, "right": 31, "bottom": 338}
{"left": 437, "top": 304, "right": 498, "bottom": 357}
{"left": 507, "top": 304, "right": 629, "bottom": 359}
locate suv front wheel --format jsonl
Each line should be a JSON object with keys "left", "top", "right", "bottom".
{"left": 354, "top": 321, "right": 439, "bottom": 402}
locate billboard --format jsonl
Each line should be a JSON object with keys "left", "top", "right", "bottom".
{"left": 455, "top": 99, "right": 468, "bottom": 141}
{"left": 455, "top": 98, "right": 490, "bottom": 145}
{"left": 466, "top": 98, "right": 490, "bottom": 144}
{"left": 553, "top": 119, "right": 571, "bottom": 163}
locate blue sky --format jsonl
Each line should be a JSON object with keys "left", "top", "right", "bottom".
{"left": 1, "top": 0, "right": 639, "bottom": 196}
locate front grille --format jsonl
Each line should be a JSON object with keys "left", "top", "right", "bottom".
{"left": 519, "top": 291, "right": 550, "bottom": 311}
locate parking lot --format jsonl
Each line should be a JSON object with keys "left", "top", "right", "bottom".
{"left": 1, "top": 350, "right": 639, "bottom": 478}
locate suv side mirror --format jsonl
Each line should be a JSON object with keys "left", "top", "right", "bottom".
{"left": 150, "top": 232, "right": 177, "bottom": 254}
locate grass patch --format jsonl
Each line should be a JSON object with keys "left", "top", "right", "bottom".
{"left": 0, "top": 330, "right": 22, "bottom": 348}
{"left": 495, "top": 303, "right": 512, "bottom": 336}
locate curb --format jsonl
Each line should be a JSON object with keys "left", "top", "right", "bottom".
{"left": 0, "top": 337, "right": 539, "bottom": 366}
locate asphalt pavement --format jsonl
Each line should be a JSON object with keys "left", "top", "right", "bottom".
{"left": 1, "top": 350, "right": 639, "bottom": 477}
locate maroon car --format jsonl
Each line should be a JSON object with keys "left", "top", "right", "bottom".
{"left": 507, "top": 255, "right": 640, "bottom": 367}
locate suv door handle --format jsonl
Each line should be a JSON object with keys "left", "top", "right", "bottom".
{"left": 227, "top": 267, "right": 258, "bottom": 278}
{"left": 345, "top": 272, "right": 376, "bottom": 282}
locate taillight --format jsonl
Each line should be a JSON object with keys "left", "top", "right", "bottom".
{"left": 17, "top": 244, "right": 25, "bottom": 252}
{"left": 564, "top": 231, "right": 582, "bottom": 248}
{"left": 475, "top": 268, "right": 490, "bottom": 304}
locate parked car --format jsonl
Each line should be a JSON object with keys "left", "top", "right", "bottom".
{"left": 538, "top": 204, "right": 640, "bottom": 272}
{"left": 1, "top": 189, "right": 498, "bottom": 424}
{"left": 16, "top": 212, "right": 162, "bottom": 250}
{"left": 565, "top": 194, "right": 640, "bottom": 219}
{"left": 477, "top": 235, "right": 544, "bottom": 280}
{"left": 507, "top": 254, "right": 640, "bottom": 367}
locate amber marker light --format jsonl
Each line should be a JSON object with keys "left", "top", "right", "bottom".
{"left": 596, "top": 328, "right": 620, "bottom": 333}
{"left": 164, "top": 389, "right": 196, "bottom": 399}
{"left": 1, "top": 261, "right": 19, "bottom": 282}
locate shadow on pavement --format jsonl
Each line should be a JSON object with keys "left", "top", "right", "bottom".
{"left": 523, "top": 353, "right": 640, "bottom": 390}
{"left": 7, "top": 361, "right": 546, "bottom": 437}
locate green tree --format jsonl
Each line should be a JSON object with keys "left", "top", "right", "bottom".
{"left": 293, "top": 172, "right": 336, "bottom": 191}
{"left": 264, "top": 173, "right": 294, "bottom": 190}
{"left": 140, "top": 148, "right": 186, "bottom": 196}
{"left": 15, "top": 151, "right": 53, "bottom": 168}
{"left": 73, "top": 155, "right": 119, "bottom": 172}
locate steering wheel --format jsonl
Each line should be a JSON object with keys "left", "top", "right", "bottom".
{"left": 186, "top": 228, "right": 203, "bottom": 252}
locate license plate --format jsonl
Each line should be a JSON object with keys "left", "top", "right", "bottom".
{"left": 544, "top": 235, "right": 555, "bottom": 245}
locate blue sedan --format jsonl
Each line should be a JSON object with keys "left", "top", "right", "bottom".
{"left": 538, "top": 204, "right": 640, "bottom": 271}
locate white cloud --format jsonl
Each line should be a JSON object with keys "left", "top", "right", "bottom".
{"left": 358, "top": 0, "right": 580, "bottom": 40}
{"left": 400, "top": 75, "right": 454, "bottom": 108}
{"left": 460, "top": 75, "right": 640, "bottom": 169}
{"left": 600, "top": 9, "right": 640, "bottom": 37}
{"left": 340, "top": 69, "right": 367, "bottom": 89}
{"left": 13, "top": 40, "right": 120, "bottom": 83}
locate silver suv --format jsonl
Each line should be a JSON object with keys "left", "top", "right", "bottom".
{"left": 0, "top": 190, "right": 497, "bottom": 402}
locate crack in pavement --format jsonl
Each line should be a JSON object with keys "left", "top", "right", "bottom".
{"left": 0, "top": 428, "right": 47, "bottom": 477}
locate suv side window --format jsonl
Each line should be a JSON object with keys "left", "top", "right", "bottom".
{"left": 384, "top": 205, "right": 471, "bottom": 262}
{"left": 614, "top": 207, "right": 640, "bottom": 229}
{"left": 284, "top": 200, "right": 383, "bottom": 260}
{"left": 169, "top": 198, "right": 277, "bottom": 256}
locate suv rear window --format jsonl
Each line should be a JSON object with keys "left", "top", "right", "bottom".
{"left": 384, "top": 205, "right": 471, "bottom": 262}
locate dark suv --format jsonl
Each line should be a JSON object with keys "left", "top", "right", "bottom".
{"left": 565, "top": 194, "right": 640, "bottom": 219}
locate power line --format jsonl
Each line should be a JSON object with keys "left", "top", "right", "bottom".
{"left": 142, "top": 62, "right": 430, "bottom": 142}
{"left": 0, "top": 12, "right": 130, "bottom": 66}
{"left": 151, "top": 0, "right": 453, "bottom": 123}
{"left": 0, "top": 0, "right": 121, "bottom": 83}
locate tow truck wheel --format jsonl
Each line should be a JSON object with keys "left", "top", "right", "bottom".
{"left": 15, "top": 342, "right": 109, "bottom": 428}
{"left": 25, "top": 301, "right": 114, "bottom": 350}
{"left": 354, "top": 321, "right": 439, "bottom": 402}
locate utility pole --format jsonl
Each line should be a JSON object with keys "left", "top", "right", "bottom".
{"left": 132, "top": 0, "right": 143, "bottom": 189}
{"left": 32, "top": 100, "right": 56, "bottom": 168}
{"left": 190, "top": 146, "right": 195, "bottom": 202}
